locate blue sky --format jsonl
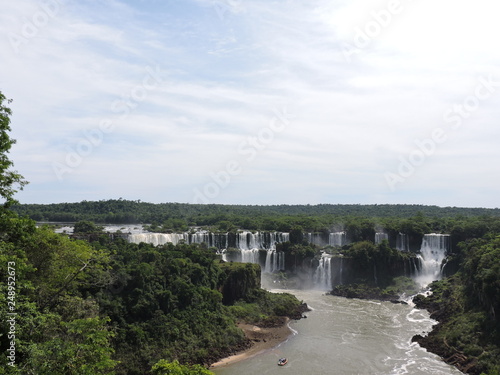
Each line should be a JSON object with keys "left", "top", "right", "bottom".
{"left": 1, "top": 0, "right": 499, "bottom": 207}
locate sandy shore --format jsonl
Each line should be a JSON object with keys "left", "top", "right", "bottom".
{"left": 210, "top": 318, "right": 292, "bottom": 368}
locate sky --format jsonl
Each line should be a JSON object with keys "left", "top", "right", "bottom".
{"left": 1, "top": 0, "right": 499, "bottom": 207}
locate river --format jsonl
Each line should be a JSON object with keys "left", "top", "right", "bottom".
{"left": 213, "top": 290, "right": 463, "bottom": 375}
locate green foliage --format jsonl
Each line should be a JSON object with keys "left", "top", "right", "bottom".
{"left": 0, "top": 213, "right": 256, "bottom": 374}
{"left": 0, "top": 216, "right": 116, "bottom": 374}
{"left": 25, "top": 317, "right": 117, "bottom": 375}
{"left": 277, "top": 241, "right": 318, "bottom": 261}
{"left": 289, "top": 225, "right": 304, "bottom": 244}
{"left": 151, "top": 360, "right": 213, "bottom": 375}
{"left": 12, "top": 200, "right": 500, "bottom": 231}
{"left": 74, "top": 220, "right": 105, "bottom": 234}
{"left": 347, "top": 241, "right": 377, "bottom": 268}
{"left": 345, "top": 217, "right": 375, "bottom": 242}
{"left": 462, "top": 236, "right": 500, "bottom": 319}
{"left": 414, "top": 236, "right": 500, "bottom": 375}
{"left": 383, "top": 276, "right": 420, "bottom": 297}
{"left": 228, "top": 302, "right": 265, "bottom": 322}
{"left": 0, "top": 92, "right": 27, "bottom": 206}
{"left": 229, "top": 288, "right": 305, "bottom": 324}
{"left": 331, "top": 277, "right": 418, "bottom": 300}
{"left": 342, "top": 240, "right": 417, "bottom": 287}
{"left": 219, "top": 262, "right": 261, "bottom": 305}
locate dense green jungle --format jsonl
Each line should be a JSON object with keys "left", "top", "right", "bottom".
{"left": 2, "top": 202, "right": 500, "bottom": 374}
{"left": 12, "top": 199, "right": 500, "bottom": 228}
{"left": 0, "top": 211, "right": 309, "bottom": 374}
{"left": 1, "top": 93, "right": 499, "bottom": 375}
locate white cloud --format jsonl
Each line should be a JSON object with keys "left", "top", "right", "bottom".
{"left": 2, "top": 0, "right": 499, "bottom": 207}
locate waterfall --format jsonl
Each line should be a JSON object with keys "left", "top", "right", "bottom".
{"left": 241, "top": 249, "right": 260, "bottom": 264}
{"left": 234, "top": 231, "right": 289, "bottom": 250}
{"left": 314, "top": 255, "right": 333, "bottom": 290}
{"left": 237, "top": 232, "right": 250, "bottom": 250}
{"left": 265, "top": 250, "right": 285, "bottom": 273}
{"left": 265, "top": 250, "right": 273, "bottom": 273}
{"left": 279, "top": 232, "right": 290, "bottom": 243}
{"left": 375, "top": 232, "right": 388, "bottom": 244}
{"left": 129, "top": 231, "right": 290, "bottom": 272}
{"left": 329, "top": 232, "right": 346, "bottom": 247}
{"left": 130, "top": 231, "right": 288, "bottom": 250}
{"left": 189, "top": 232, "right": 210, "bottom": 245}
{"left": 128, "top": 233, "right": 188, "bottom": 246}
{"left": 339, "top": 257, "right": 344, "bottom": 285}
{"left": 415, "top": 234, "right": 450, "bottom": 287}
{"left": 396, "top": 233, "right": 409, "bottom": 251}
{"left": 307, "top": 232, "right": 329, "bottom": 246}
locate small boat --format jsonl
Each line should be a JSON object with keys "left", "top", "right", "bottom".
{"left": 278, "top": 358, "right": 288, "bottom": 366}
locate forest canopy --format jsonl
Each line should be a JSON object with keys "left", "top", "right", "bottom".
{"left": 12, "top": 199, "right": 500, "bottom": 231}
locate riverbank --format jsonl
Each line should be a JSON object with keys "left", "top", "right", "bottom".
{"left": 411, "top": 275, "right": 500, "bottom": 375}
{"left": 210, "top": 317, "right": 293, "bottom": 368}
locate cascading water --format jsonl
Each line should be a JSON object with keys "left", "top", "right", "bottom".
{"left": 329, "top": 232, "right": 346, "bottom": 247}
{"left": 307, "top": 232, "right": 329, "bottom": 247}
{"left": 375, "top": 232, "right": 388, "bottom": 244}
{"left": 314, "top": 255, "right": 333, "bottom": 290}
{"left": 235, "top": 231, "right": 289, "bottom": 250}
{"left": 128, "top": 231, "right": 289, "bottom": 273}
{"left": 128, "top": 233, "right": 188, "bottom": 246}
{"left": 240, "top": 249, "right": 260, "bottom": 264}
{"left": 415, "top": 234, "right": 450, "bottom": 287}
{"left": 238, "top": 232, "right": 251, "bottom": 250}
{"left": 264, "top": 250, "right": 285, "bottom": 273}
{"left": 396, "top": 233, "right": 409, "bottom": 251}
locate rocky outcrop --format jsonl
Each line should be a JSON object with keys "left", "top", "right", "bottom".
{"left": 218, "top": 262, "right": 261, "bottom": 305}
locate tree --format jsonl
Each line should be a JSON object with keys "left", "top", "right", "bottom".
{"left": 0, "top": 91, "right": 27, "bottom": 206}
{"left": 73, "top": 220, "right": 104, "bottom": 234}
{"left": 24, "top": 317, "right": 117, "bottom": 375}
{"left": 151, "top": 360, "right": 214, "bottom": 375}
{"left": 289, "top": 225, "right": 304, "bottom": 244}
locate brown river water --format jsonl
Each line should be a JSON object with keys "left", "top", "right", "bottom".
{"left": 213, "top": 289, "right": 463, "bottom": 375}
